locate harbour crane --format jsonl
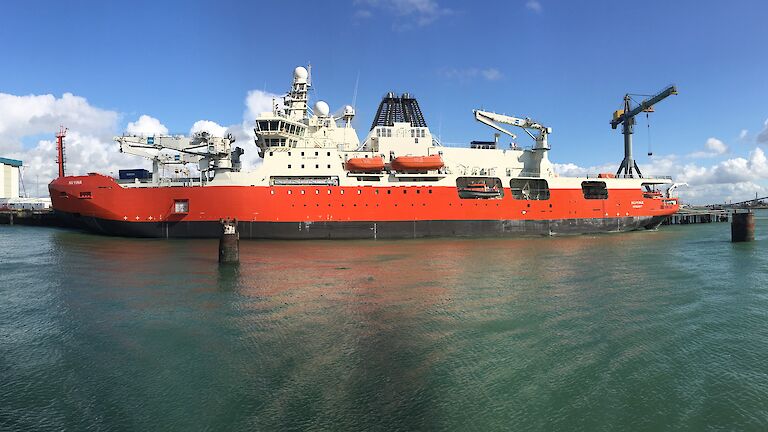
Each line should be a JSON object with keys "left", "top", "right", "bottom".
{"left": 473, "top": 110, "right": 551, "bottom": 150}
{"left": 610, "top": 85, "right": 677, "bottom": 178}
{"left": 114, "top": 132, "right": 243, "bottom": 182}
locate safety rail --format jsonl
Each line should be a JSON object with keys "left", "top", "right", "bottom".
{"left": 583, "top": 174, "right": 673, "bottom": 180}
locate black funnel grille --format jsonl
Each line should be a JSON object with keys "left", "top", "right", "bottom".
{"left": 370, "top": 92, "right": 428, "bottom": 130}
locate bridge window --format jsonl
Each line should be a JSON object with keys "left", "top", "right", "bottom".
{"left": 582, "top": 181, "right": 608, "bottom": 200}
{"left": 510, "top": 179, "right": 550, "bottom": 200}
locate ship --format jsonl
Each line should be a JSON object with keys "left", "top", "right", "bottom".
{"left": 49, "top": 66, "right": 679, "bottom": 239}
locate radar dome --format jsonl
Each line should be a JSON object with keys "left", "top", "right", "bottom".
{"left": 294, "top": 66, "right": 309, "bottom": 79}
{"left": 314, "top": 101, "right": 330, "bottom": 117}
{"left": 343, "top": 105, "right": 355, "bottom": 116}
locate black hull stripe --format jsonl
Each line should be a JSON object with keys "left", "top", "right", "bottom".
{"left": 55, "top": 212, "right": 670, "bottom": 239}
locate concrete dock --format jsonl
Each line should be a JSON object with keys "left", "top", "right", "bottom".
{"left": 664, "top": 207, "right": 730, "bottom": 225}
{"left": 0, "top": 209, "right": 63, "bottom": 227}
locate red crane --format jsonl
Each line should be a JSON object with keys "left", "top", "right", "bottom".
{"left": 56, "top": 126, "right": 67, "bottom": 178}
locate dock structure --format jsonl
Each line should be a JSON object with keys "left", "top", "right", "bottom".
{"left": 664, "top": 206, "right": 730, "bottom": 225}
{"left": 0, "top": 209, "right": 62, "bottom": 227}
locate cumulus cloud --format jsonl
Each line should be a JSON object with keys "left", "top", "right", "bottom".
{"left": 688, "top": 137, "right": 728, "bottom": 158}
{"left": 553, "top": 148, "right": 768, "bottom": 204}
{"left": 439, "top": 67, "right": 504, "bottom": 82}
{"left": 244, "top": 89, "right": 282, "bottom": 124}
{"left": 526, "top": 0, "right": 542, "bottom": 13}
{"left": 190, "top": 120, "right": 228, "bottom": 137}
{"left": 0, "top": 92, "right": 131, "bottom": 196}
{"left": 0, "top": 93, "right": 117, "bottom": 151}
{"left": 125, "top": 114, "right": 168, "bottom": 136}
{"left": 705, "top": 137, "right": 727, "bottom": 154}
{"left": 353, "top": 0, "right": 453, "bottom": 29}
{"left": 0, "top": 85, "right": 297, "bottom": 197}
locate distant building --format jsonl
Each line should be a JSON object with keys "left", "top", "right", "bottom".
{"left": 0, "top": 157, "right": 22, "bottom": 199}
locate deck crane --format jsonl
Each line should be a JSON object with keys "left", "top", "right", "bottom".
{"left": 114, "top": 132, "right": 243, "bottom": 182}
{"left": 611, "top": 85, "right": 677, "bottom": 178}
{"left": 473, "top": 110, "right": 551, "bottom": 150}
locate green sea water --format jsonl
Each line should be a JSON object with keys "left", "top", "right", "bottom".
{"left": 2, "top": 215, "right": 768, "bottom": 431}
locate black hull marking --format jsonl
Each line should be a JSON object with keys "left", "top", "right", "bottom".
{"left": 55, "top": 212, "right": 670, "bottom": 239}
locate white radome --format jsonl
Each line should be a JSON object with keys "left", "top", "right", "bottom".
{"left": 294, "top": 66, "right": 309, "bottom": 79}
{"left": 314, "top": 101, "right": 330, "bottom": 117}
{"left": 344, "top": 105, "right": 355, "bottom": 115}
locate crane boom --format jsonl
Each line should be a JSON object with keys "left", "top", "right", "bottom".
{"left": 114, "top": 132, "right": 242, "bottom": 182}
{"left": 611, "top": 85, "right": 677, "bottom": 129}
{"left": 611, "top": 85, "right": 678, "bottom": 178}
{"left": 473, "top": 110, "right": 551, "bottom": 150}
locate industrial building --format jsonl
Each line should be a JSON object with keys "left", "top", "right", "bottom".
{"left": 0, "top": 157, "right": 21, "bottom": 199}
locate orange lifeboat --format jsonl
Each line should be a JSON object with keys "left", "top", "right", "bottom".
{"left": 390, "top": 154, "right": 444, "bottom": 172}
{"left": 346, "top": 156, "right": 385, "bottom": 173}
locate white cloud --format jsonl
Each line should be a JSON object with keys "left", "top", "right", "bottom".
{"left": 125, "top": 114, "right": 168, "bottom": 136}
{"left": 739, "top": 129, "right": 748, "bottom": 140}
{"left": 0, "top": 92, "right": 131, "bottom": 197}
{"left": 688, "top": 137, "right": 728, "bottom": 158}
{"left": 526, "top": 0, "right": 542, "bottom": 13}
{"left": 439, "top": 67, "right": 504, "bottom": 81}
{"left": 190, "top": 120, "right": 228, "bottom": 137}
{"left": 0, "top": 93, "right": 117, "bottom": 151}
{"left": 353, "top": 0, "right": 453, "bottom": 28}
{"left": 244, "top": 89, "right": 282, "bottom": 124}
{"left": 705, "top": 137, "right": 727, "bottom": 154}
{"left": 553, "top": 148, "right": 768, "bottom": 204}
{"left": 757, "top": 119, "right": 768, "bottom": 143}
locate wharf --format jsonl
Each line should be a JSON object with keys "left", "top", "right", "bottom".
{"left": 0, "top": 209, "right": 63, "bottom": 227}
{"left": 664, "top": 207, "right": 730, "bottom": 225}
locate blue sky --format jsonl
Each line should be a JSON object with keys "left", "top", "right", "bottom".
{"left": 2, "top": 0, "right": 768, "bottom": 202}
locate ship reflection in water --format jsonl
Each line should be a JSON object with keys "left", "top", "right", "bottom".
{"left": 1, "top": 218, "right": 768, "bottom": 430}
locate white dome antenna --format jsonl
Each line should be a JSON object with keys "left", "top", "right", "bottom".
{"left": 294, "top": 66, "right": 308, "bottom": 81}
{"left": 314, "top": 101, "right": 330, "bottom": 117}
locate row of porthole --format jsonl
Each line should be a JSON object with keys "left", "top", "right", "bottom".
{"left": 268, "top": 188, "right": 552, "bottom": 208}
{"left": 289, "top": 203, "right": 435, "bottom": 208}
{"left": 288, "top": 164, "right": 333, "bottom": 169}
{"left": 270, "top": 189, "right": 435, "bottom": 195}
{"left": 269, "top": 151, "right": 334, "bottom": 157}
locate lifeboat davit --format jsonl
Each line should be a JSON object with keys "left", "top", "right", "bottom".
{"left": 346, "top": 156, "right": 385, "bottom": 173}
{"left": 390, "top": 154, "right": 444, "bottom": 172}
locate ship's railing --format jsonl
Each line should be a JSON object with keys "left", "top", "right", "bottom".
{"left": 583, "top": 174, "right": 673, "bottom": 180}
{"left": 517, "top": 171, "right": 541, "bottom": 177}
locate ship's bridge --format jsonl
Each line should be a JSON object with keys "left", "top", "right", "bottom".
{"left": 255, "top": 117, "right": 306, "bottom": 149}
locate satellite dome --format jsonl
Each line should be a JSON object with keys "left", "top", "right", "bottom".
{"left": 343, "top": 105, "right": 355, "bottom": 116}
{"left": 294, "top": 66, "right": 309, "bottom": 79}
{"left": 314, "top": 101, "right": 330, "bottom": 117}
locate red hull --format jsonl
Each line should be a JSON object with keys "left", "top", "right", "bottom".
{"left": 49, "top": 174, "right": 677, "bottom": 231}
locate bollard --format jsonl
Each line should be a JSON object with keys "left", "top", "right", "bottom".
{"left": 219, "top": 218, "right": 240, "bottom": 263}
{"left": 731, "top": 211, "right": 755, "bottom": 242}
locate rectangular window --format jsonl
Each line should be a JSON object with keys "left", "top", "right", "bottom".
{"left": 174, "top": 199, "right": 189, "bottom": 213}
{"left": 582, "top": 181, "right": 608, "bottom": 199}
{"left": 510, "top": 179, "right": 550, "bottom": 200}
{"left": 456, "top": 177, "right": 504, "bottom": 199}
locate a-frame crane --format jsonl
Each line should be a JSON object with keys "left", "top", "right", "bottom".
{"left": 610, "top": 85, "right": 677, "bottom": 178}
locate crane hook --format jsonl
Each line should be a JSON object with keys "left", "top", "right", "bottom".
{"left": 646, "top": 112, "right": 653, "bottom": 156}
